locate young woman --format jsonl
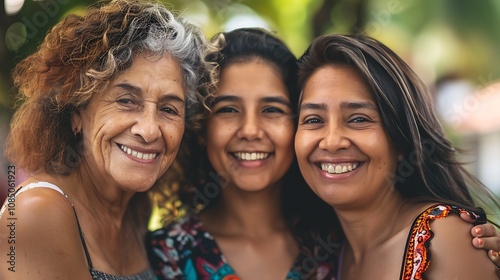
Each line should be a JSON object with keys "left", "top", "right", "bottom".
{"left": 146, "top": 29, "right": 500, "bottom": 280}
{"left": 294, "top": 34, "right": 500, "bottom": 279}
{"left": 146, "top": 28, "right": 338, "bottom": 280}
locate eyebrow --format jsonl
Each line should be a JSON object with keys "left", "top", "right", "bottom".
{"left": 299, "top": 101, "right": 377, "bottom": 111}
{"left": 211, "top": 95, "right": 240, "bottom": 107}
{"left": 211, "top": 95, "right": 291, "bottom": 108}
{"left": 339, "top": 101, "right": 377, "bottom": 111}
{"left": 261, "top": 96, "right": 292, "bottom": 108}
{"left": 115, "top": 83, "right": 185, "bottom": 104}
{"left": 299, "top": 102, "right": 327, "bottom": 111}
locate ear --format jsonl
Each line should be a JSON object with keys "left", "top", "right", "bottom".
{"left": 71, "top": 111, "right": 83, "bottom": 134}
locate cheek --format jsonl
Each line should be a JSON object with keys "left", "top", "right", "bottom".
{"left": 161, "top": 122, "right": 185, "bottom": 152}
{"left": 294, "top": 131, "right": 310, "bottom": 162}
{"left": 274, "top": 122, "right": 295, "bottom": 151}
{"left": 89, "top": 111, "right": 131, "bottom": 140}
{"left": 206, "top": 120, "right": 233, "bottom": 149}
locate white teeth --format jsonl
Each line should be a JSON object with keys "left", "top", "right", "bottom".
{"left": 320, "top": 162, "right": 359, "bottom": 174}
{"left": 234, "top": 152, "right": 270, "bottom": 161}
{"left": 119, "top": 145, "right": 158, "bottom": 160}
{"left": 328, "top": 165, "right": 335, "bottom": 173}
{"left": 335, "top": 165, "right": 342, "bottom": 173}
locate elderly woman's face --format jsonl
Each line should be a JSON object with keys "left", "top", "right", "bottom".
{"left": 295, "top": 65, "right": 400, "bottom": 208}
{"left": 73, "top": 53, "right": 185, "bottom": 192}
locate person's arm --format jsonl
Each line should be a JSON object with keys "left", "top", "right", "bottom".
{"left": 426, "top": 213, "right": 498, "bottom": 280}
{"left": 0, "top": 188, "right": 91, "bottom": 280}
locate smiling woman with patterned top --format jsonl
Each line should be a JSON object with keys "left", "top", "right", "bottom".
{"left": 146, "top": 27, "right": 339, "bottom": 280}
{"left": 294, "top": 34, "right": 500, "bottom": 279}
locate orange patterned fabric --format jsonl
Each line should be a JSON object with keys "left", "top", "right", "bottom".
{"left": 401, "top": 204, "right": 483, "bottom": 280}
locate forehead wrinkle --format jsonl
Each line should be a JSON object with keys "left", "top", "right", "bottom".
{"left": 115, "top": 82, "right": 141, "bottom": 94}
{"left": 299, "top": 102, "right": 327, "bottom": 111}
{"left": 116, "top": 81, "right": 184, "bottom": 103}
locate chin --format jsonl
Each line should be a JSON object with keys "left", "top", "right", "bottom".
{"left": 235, "top": 180, "right": 277, "bottom": 192}
{"left": 116, "top": 177, "right": 157, "bottom": 193}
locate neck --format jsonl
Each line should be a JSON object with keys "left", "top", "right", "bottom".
{"left": 41, "top": 167, "right": 137, "bottom": 237}
{"left": 201, "top": 183, "right": 287, "bottom": 238}
{"left": 335, "top": 193, "right": 413, "bottom": 261}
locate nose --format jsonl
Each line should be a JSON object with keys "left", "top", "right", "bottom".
{"left": 318, "top": 122, "right": 350, "bottom": 152}
{"left": 236, "top": 111, "right": 264, "bottom": 141}
{"left": 130, "top": 105, "right": 161, "bottom": 143}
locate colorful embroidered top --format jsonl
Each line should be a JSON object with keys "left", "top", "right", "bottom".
{"left": 146, "top": 214, "right": 339, "bottom": 280}
{"left": 401, "top": 204, "right": 485, "bottom": 280}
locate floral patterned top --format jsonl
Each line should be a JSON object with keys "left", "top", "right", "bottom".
{"left": 401, "top": 204, "right": 485, "bottom": 280}
{"left": 146, "top": 214, "right": 339, "bottom": 280}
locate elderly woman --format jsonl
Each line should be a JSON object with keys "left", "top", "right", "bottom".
{"left": 0, "top": 0, "right": 212, "bottom": 279}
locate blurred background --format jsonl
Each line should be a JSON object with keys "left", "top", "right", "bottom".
{"left": 1, "top": 0, "right": 499, "bottom": 216}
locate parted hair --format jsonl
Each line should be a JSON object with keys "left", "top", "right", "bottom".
{"left": 6, "top": 0, "right": 214, "bottom": 176}
{"left": 298, "top": 34, "right": 499, "bottom": 221}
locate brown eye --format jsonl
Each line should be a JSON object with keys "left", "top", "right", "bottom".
{"left": 161, "top": 108, "right": 174, "bottom": 114}
{"left": 303, "top": 117, "right": 323, "bottom": 124}
{"left": 350, "top": 117, "right": 368, "bottom": 123}
{"left": 215, "top": 107, "right": 238, "bottom": 113}
{"left": 263, "top": 107, "right": 284, "bottom": 113}
{"left": 116, "top": 98, "right": 140, "bottom": 110}
{"left": 117, "top": 98, "right": 133, "bottom": 104}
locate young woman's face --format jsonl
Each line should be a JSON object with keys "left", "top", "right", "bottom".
{"left": 73, "top": 53, "right": 186, "bottom": 192}
{"left": 295, "top": 65, "right": 400, "bottom": 209}
{"left": 205, "top": 59, "right": 295, "bottom": 192}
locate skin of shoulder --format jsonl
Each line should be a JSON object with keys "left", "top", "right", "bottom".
{"left": 424, "top": 212, "right": 498, "bottom": 280}
{"left": 0, "top": 186, "right": 92, "bottom": 280}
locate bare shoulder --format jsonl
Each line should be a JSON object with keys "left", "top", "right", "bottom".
{"left": 425, "top": 209, "right": 498, "bottom": 280}
{"left": 0, "top": 183, "right": 91, "bottom": 279}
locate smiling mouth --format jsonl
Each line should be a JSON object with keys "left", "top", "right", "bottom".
{"left": 233, "top": 152, "right": 271, "bottom": 161}
{"left": 119, "top": 144, "right": 158, "bottom": 160}
{"left": 320, "top": 162, "right": 359, "bottom": 174}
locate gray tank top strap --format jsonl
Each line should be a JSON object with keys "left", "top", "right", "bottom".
{"left": 0, "top": 182, "right": 94, "bottom": 269}
{"left": 1, "top": 182, "right": 70, "bottom": 216}
{"left": 1, "top": 182, "right": 155, "bottom": 279}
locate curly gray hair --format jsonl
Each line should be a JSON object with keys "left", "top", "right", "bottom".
{"left": 7, "top": 0, "right": 214, "bottom": 175}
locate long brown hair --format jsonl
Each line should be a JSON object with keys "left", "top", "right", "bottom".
{"left": 298, "top": 34, "right": 499, "bottom": 223}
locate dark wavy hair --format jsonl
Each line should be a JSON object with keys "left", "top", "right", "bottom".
{"left": 298, "top": 34, "right": 499, "bottom": 224}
